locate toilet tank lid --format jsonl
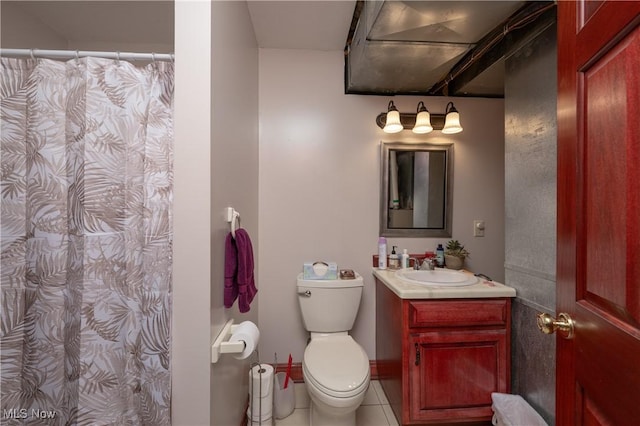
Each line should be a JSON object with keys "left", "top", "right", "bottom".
{"left": 297, "top": 273, "right": 363, "bottom": 288}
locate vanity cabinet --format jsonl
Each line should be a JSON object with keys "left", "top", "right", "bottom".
{"left": 376, "top": 278, "right": 511, "bottom": 425}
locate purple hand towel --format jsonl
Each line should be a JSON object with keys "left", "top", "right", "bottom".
{"left": 224, "top": 229, "right": 257, "bottom": 312}
{"left": 224, "top": 233, "right": 239, "bottom": 308}
{"left": 234, "top": 229, "right": 257, "bottom": 312}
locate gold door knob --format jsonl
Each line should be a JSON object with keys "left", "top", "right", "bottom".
{"left": 537, "top": 312, "right": 575, "bottom": 339}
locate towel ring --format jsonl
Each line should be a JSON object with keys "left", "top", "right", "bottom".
{"left": 226, "top": 207, "right": 241, "bottom": 239}
{"left": 231, "top": 212, "right": 240, "bottom": 239}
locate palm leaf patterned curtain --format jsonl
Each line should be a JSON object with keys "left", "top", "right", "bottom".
{"left": 1, "top": 57, "right": 173, "bottom": 425}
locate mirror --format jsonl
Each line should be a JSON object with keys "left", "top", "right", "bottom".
{"left": 380, "top": 142, "right": 453, "bottom": 237}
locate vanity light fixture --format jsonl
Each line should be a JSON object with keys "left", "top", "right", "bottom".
{"left": 383, "top": 101, "right": 403, "bottom": 133}
{"left": 412, "top": 101, "right": 433, "bottom": 134}
{"left": 376, "top": 101, "right": 463, "bottom": 134}
{"left": 441, "top": 102, "right": 463, "bottom": 134}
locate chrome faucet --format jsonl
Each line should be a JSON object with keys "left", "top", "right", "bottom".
{"left": 409, "top": 258, "right": 421, "bottom": 270}
{"left": 409, "top": 257, "right": 437, "bottom": 270}
{"left": 421, "top": 258, "right": 437, "bottom": 270}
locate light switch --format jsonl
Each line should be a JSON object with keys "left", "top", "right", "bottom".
{"left": 474, "top": 220, "right": 485, "bottom": 237}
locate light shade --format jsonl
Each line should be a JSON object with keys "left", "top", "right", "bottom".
{"left": 412, "top": 101, "right": 433, "bottom": 134}
{"left": 441, "top": 102, "right": 463, "bottom": 134}
{"left": 383, "top": 101, "right": 403, "bottom": 133}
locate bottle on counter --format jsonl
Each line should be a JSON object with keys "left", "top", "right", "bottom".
{"left": 378, "top": 237, "right": 387, "bottom": 270}
{"left": 401, "top": 249, "right": 410, "bottom": 269}
{"left": 436, "top": 244, "right": 445, "bottom": 267}
{"left": 389, "top": 246, "right": 400, "bottom": 269}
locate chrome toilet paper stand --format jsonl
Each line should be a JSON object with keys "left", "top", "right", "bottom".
{"left": 249, "top": 360, "right": 274, "bottom": 426}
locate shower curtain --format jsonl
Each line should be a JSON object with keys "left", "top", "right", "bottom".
{"left": 0, "top": 57, "right": 173, "bottom": 425}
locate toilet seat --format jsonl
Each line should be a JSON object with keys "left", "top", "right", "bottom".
{"left": 303, "top": 335, "right": 370, "bottom": 399}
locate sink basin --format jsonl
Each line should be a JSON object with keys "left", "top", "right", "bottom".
{"left": 394, "top": 269, "right": 478, "bottom": 287}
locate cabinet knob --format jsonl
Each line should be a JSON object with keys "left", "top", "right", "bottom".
{"left": 414, "top": 343, "right": 420, "bottom": 366}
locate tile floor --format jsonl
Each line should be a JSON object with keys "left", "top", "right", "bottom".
{"left": 273, "top": 380, "right": 399, "bottom": 426}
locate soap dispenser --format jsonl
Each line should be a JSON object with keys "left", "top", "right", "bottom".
{"left": 389, "top": 246, "right": 400, "bottom": 269}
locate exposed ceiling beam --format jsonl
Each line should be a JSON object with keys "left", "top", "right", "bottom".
{"left": 428, "top": 1, "right": 557, "bottom": 96}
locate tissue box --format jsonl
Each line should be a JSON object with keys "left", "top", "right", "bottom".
{"left": 303, "top": 262, "right": 338, "bottom": 280}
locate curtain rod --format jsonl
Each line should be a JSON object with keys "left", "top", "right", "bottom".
{"left": 0, "top": 48, "right": 174, "bottom": 62}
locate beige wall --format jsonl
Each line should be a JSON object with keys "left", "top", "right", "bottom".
{"left": 175, "top": 1, "right": 259, "bottom": 425}
{"left": 257, "top": 48, "right": 505, "bottom": 364}
{"left": 0, "top": 1, "right": 172, "bottom": 54}
{"left": 210, "top": 1, "right": 259, "bottom": 425}
{"left": 173, "top": 1, "right": 212, "bottom": 425}
{"left": 0, "top": 2, "right": 67, "bottom": 48}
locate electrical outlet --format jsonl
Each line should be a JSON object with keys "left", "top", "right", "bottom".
{"left": 473, "top": 220, "right": 485, "bottom": 237}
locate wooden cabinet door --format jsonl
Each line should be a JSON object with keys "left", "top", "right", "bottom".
{"left": 557, "top": 1, "right": 640, "bottom": 424}
{"left": 408, "top": 329, "right": 508, "bottom": 423}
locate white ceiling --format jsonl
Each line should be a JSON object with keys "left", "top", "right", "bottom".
{"left": 6, "top": 1, "right": 355, "bottom": 51}
{"left": 8, "top": 1, "right": 175, "bottom": 47}
{"left": 247, "top": 1, "right": 356, "bottom": 50}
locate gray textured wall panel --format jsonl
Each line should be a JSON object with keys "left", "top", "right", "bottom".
{"left": 511, "top": 300, "right": 556, "bottom": 425}
{"left": 505, "top": 267, "right": 556, "bottom": 311}
{"left": 505, "top": 24, "right": 557, "bottom": 278}
{"left": 504, "top": 21, "right": 557, "bottom": 425}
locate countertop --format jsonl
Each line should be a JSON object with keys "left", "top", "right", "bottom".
{"left": 373, "top": 268, "right": 517, "bottom": 299}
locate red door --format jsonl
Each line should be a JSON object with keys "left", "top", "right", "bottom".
{"left": 556, "top": 1, "right": 640, "bottom": 424}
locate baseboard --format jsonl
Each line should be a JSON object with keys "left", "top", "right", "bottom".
{"left": 273, "top": 362, "right": 304, "bottom": 382}
{"left": 273, "top": 360, "right": 380, "bottom": 382}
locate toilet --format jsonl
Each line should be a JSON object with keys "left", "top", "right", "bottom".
{"left": 297, "top": 273, "right": 370, "bottom": 426}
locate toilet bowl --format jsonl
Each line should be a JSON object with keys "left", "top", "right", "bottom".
{"left": 302, "top": 334, "right": 370, "bottom": 426}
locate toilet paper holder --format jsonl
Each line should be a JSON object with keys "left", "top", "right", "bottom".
{"left": 211, "top": 319, "right": 247, "bottom": 363}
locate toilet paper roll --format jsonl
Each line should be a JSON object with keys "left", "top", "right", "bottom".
{"left": 249, "top": 364, "right": 274, "bottom": 398}
{"left": 229, "top": 321, "right": 260, "bottom": 360}
{"left": 248, "top": 364, "right": 274, "bottom": 421}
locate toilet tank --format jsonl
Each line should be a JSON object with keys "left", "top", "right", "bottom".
{"left": 297, "top": 273, "right": 364, "bottom": 333}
